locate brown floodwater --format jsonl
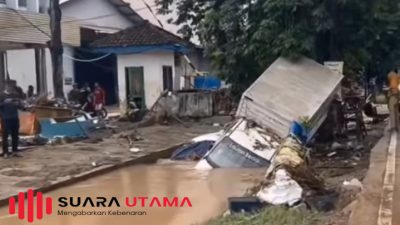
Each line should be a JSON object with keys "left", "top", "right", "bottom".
{"left": 0, "top": 160, "right": 264, "bottom": 225}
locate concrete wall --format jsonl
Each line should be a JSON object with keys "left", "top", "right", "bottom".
{"left": 117, "top": 52, "right": 175, "bottom": 112}
{"left": 7, "top": 49, "right": 37, "bottom": 92}
{"left": 5, "top": 0, "right": 18, "bottom": 9}
{"left": 61, "top": 0, "right": 133, "bottom": 31}
{"left": 27, "top": 0, "right": 39, "bottom": 12}
{"left": 63, "top": 46, "right": 74, "bottom": 95}
{"left": 5, "top": 0, "right": 41, "bottom": 12}
{"left": 7, "top": 47, "right": 74, "bottom": 97}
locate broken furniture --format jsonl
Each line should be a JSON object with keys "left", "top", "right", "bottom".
{"left": 32, "top": 106, "right": 74, "bottom": 119}
{"left": 39, "top": 117, "right": 93, "bottom": 139}
{"left": 32, "top": 106, "right": 94, "bottom": 139}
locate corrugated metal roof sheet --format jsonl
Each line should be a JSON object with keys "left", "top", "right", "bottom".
{"left": 0, "top": 8, "right": 80, "bottom": 46}
{"left": 236, "top": 56, "right": 343, "bottom": 138}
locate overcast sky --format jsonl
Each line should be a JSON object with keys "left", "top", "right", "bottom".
{"left": 127, "top": 0, "right": 180, "bottom": 35}
{"left": 61, "top": 0, "right": 197, "bottom": 43}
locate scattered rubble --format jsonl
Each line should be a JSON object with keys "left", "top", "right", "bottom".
{"left": 342, "top": 178, "right": 363, "bottom": 191}
{"left": 129, "top": 148, "right": 141, "bottom": 153}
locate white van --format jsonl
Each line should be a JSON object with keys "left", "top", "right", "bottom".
{"left": 196, "top": 119, "right": 281, "bottom": 169}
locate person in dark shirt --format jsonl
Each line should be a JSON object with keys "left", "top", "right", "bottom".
{"left": 68, "top": 83, "right": 81, "bottom": 104}
{"left": 9, "top": 80, "right": 25, "bottom": 99}
{"left": 0, "top": 85, "right": 23, "bottom": 158}
{"left": 27, "top": 85, "right": 34, "bottom": 99}
{"left": 80, "top": 83, "right": 94, "bottom": 112}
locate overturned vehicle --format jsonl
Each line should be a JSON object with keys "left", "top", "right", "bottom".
{"left": 196, "top": 57, "right": 343, "bottom": 169}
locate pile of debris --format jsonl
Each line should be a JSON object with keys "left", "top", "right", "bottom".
{"left": 171, "top": 56, "right": 379, "bottom": 218}
{"left": 0, "top": 94, "right": 113, "bottom": 148}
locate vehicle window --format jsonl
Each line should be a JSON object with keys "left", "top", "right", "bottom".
{"left": 206, "top": 137, "right": 270, "bottom": 168}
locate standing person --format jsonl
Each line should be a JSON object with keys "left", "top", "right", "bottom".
{"left": 9, "top": 80, "right": 25, "bottom": 99}
{"left": 80, "top": 83, "right": 93, "bottom": 112}
{"left": 387, "top": 68, "right": 400, "bottom": 131}
{"left": 93, "top": 82, "right": 106, "bottom": 118}
{"left": 27, "top": 85, "right": 34, "bottom": 99}
{"left": 0, "top": 84, "right": 23, "bottom": 158}
{"left": 68, "top": 83, "right": 81, "bottom": 104}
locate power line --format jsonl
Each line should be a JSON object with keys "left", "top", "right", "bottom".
{"left": 10, "top": 8, "right": 51, "bottom": 38}
{"left": 0, "top": 13, "right": 116, "bottom": 30}
{"left": 0, "top": 4, "right": 157, "bottom": 30}
{"left": 12, "top": 9, "right": 114, "bottom": 62}
{"left": 140, "top": 0, "right": 164, "bottom": 28}
{"left": 63, "top": 52, "right": 112, "bottom": 62}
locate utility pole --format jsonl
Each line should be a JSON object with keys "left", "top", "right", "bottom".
{"left": 48, "top": 0, "right": 64, "bottom": 98}
{"left": 0, "top": 52, "right": 5, "bottom": 92}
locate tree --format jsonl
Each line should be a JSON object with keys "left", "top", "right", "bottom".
{"left": 156, "top": 0, "right": 400, "bottom": 96}
{"left": 48, "top": 0, "right": 64, "bottom": 98}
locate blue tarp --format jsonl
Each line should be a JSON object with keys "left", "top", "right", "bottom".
{"left": 194, "top": 76, "right": 221, "bottom": 90}
{"left": 289, "top": 121, "right": 309, "bottom": 144}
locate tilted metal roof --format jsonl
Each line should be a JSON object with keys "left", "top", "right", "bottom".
{"left": 236, "top": 56, "right": 343, "bottom": 138}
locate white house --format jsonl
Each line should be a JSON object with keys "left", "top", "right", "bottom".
{"left": 1, "top": 0, "right": 138, "bottom": 96}
{"left": 90, "top": 21, "right": 196, "bottom": 111}
{"left": 3, "top": 0, "right": 213, "bottom": 113}
{"left": 61, "top": 0, "right": 213, "bottom": 112}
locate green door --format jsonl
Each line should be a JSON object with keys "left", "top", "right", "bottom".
{"left": 125, "top": 67, "right": 145, "bottom": 109}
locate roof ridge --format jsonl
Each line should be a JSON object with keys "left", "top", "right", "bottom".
{"left": 91, "top": 20, "right": 192, "bottom": 48}
{"left": 61, "top": 0, "right": 144, "bottom": 24}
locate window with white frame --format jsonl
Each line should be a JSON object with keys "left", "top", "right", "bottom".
{"left": 0, "top": 0, "right": 6, "bottom": 5}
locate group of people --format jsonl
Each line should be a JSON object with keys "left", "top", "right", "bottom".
{"left": 68, "top": 82, "right": 106, "bottom": 117}
{"left": 0, "top": 80, "right": 106, "bottom": 159}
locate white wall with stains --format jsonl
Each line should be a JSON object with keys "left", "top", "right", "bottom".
{"left": 117, "top": 51, "right": 175, "bottom": 112}
{"left": 61, "top": 0, "right": 133, "bottom": 32}
{"left": 7, "top": 47, "right": 74, "bottom": 97}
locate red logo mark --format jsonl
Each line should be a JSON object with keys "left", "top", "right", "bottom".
{"left": 8, "top": 189, "right": 52, "bottom": 223}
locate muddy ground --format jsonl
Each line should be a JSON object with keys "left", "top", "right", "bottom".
{"left": 0, "top": 118, "right": 225, "bottom": 201}
{"left": 312, "top": 122, "right": 386, "bottom": 225}
{"left": 242, "top": 121, "right": 386, "bottom": 225}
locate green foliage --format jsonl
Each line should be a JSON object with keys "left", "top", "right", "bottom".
{"left": 156, "top": 0, "right": 400, "bottom": 98}
{"left": 204, "top": 207, "right": 321, "bottom": 225}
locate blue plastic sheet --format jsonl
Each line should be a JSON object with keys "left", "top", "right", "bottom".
{"left": 289, "top": 121, "right": 309, "bottom": 144}
{"left": 194, "top": 76, "right": 221, "bottom": 90}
